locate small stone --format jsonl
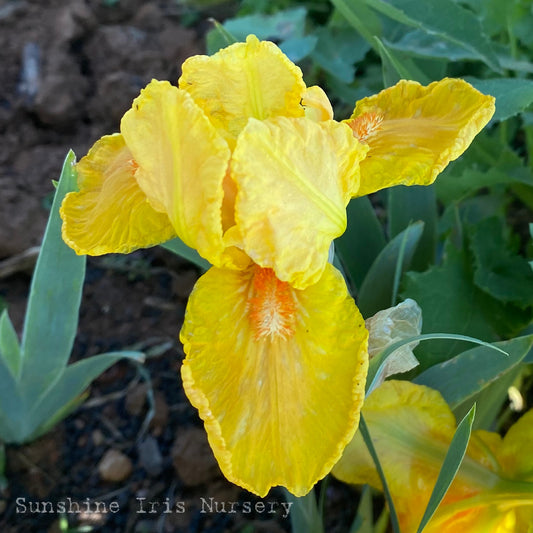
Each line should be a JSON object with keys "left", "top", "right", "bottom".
{"left": 125, "top": 383, "right": 147, "bottom": 416}
{"left": 149, "top": 392, "right": 169, "bottom": 435}
{"left": 92, "top": 429, "right": 105, "bottom": 447}
{"left": 137, "top": 436, "right": 163, "bottom": 477}
{"left": 171, "top": 428, "right": 221, "bottom": 486}
{"left": 98, "top": 449, "right": 132, "bottom": 482}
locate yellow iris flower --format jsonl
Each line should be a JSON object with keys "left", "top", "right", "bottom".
{"left": 60, "top": 35, "right": 494, "bottom": 496}
{"left": 333, "top": 380, "right": 533, "bottom": 532}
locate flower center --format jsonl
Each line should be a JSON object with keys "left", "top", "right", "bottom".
{"left": 347, "top": 111, "right": 384, "bottom": 142}
{"left": 249, "top": 267, "right": 296, "bottom": 340}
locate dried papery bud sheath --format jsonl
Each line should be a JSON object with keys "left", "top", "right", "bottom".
{"left": 365, "top": 298, "right": 422, "bottom": 385}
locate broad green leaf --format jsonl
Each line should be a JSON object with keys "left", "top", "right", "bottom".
{"left": 0, "top": 310, "right": 21, "bottom": 379}
{"left": 280, "top": 36, "right": 318, "bottom": 63}
{"left": 207, "top": 8, "right": 312, "bottom": 60}
{"left": 0, "top": 356, "right": 26, "bottom": 442}
{"left": 284, "top": 488, "right": 324, "bottom": 533}
{"left": 415, "top": 334, "right": 533, "bottom": 410}
{"left": 161, "top": 237, "right": 210, "bottom": 271}
{"left": 363, "top": 0, "right": 501, "bottom": 73}
{"left": 416, "top": 404, "right": 476, "bottom": 533}
{"left": 402, "top": 244, "right": 503, "bottom": 367}
{"left": 374, "top": 36, "right": 430, "bottom": 85}
{"left": 311, "top": 27, "right": 370, "bottom": 83}
{"left": 388, "top": 185, "right": 437, "bottom": 271}
{"left": 19, "top": 151, "right": 86, "bottom": 404}
{"left": 359, "top": 415, "right": 400, "bottom": 533}
{"left": 466, "top": 77, "right": 533, "bottom": 122}
{"left": 330, "top": 0, "right": 383, "bottom": 50}
{"left": 469, "top": 217, "right": 533, "bottom": 308}
{"left": 457, "top": 363, "right": 522, "bottom": 430}
{"left": 222, "top": 7, "right": 307, "bottom": 41}
{"left": 349, "top": 485, "right": 373, "bottom": 533}
{"left": 27, "top": 351, "right": 145, "bottom": 442}
{"left": 358, "top": 221, "right": 424, "bottom": 317}
{"left": 335, "top": 196, "right": 387, "bottom": 290}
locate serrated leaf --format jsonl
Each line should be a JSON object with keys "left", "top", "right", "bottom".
{"left": 279, "top": 36, "right": 318, "bottom": 63}
{"left": 27, "top": 351, "right": 144, "bottom": 443}
{"left": 415, "top": 334, "right": 533, "bottom": 410}
{"left": 402, "top": 244, "right": 505, "bottom": 367}
{"left": 311, "top": 27, "right": 370, "bottom": 83}
{"left": 161, "top": 237, "right": 210, "bottom": 271}
{"left": 466, "top": 77, "right": 533, "bottom": 121}
{"left": 364, "top": 0, "right": 501, "bottom": 72}
{"left": 223, "top": 7, "right": 308, "bottom": 41}
{"left": 0, "top": 310, "right": 21, "bottom": 379}
{"left": 19, "top": 151, "right": 86, "bottom": 405}
{"left": 469, "top": 217, "right": 533, "bottom": 308}
{"left": 416, "top": 404, "right": 476, "bottom": 533}
{"left": 358, "top": 221, "right": 424, "bottom": 317}
{"left": 436, "top": 166, "right": 533, "bottom": 204}
{"left": 335, "top": 196, "right": 387, "bottom": 290}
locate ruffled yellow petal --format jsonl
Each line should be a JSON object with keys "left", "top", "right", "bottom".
{"left": 120, "top": 80, "right": 245, "bottom": 268}
{"left": 180, "top": 263, "right": 368, "bottom": 497}
{"left": 302, "top": 85, "right": 334, "bottom": 121}
{"left": 60, "top": 134, "right": 175, "bottom": 255}
{"left": 346, "top": 78, "right": 495, "bottom": 196}
{"left": 500, "top": 409, "right": 533, "bottom": 480}
{"left": 332, "top": 380, "right": 457, "bottom": 531}
{"left": 231, "top": 116, "right": 367, "bottom": 289}
{"left": 332, "top": 380, "right": 455, "bottom": 487}
{"left": 179, "top": 35, "right": 306, "bottom": 143}
{"left": 430, "top": 507, "right": 518, "bottom": 533}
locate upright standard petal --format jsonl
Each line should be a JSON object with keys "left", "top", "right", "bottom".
{"left": 120, "top": 80, "right": 244, "bottom": 268}
{"left": 60, "top": 134, "right": 176, "bottom": 255}
{"left": 179, "top": 35, "right": 306, "bottom": 142}
{"left": 180, "top": 263, "right": 368, "bottom": 497}
{"left": 345, "top": 78, "right": 495, "bottom": 196}
{"left": 231, "top": 117, "right": 367, "bottom": 289}
{"left": 302, "top": 85, "right": 334, "bottom": 122}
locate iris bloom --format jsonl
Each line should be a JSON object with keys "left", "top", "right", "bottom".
{"left": 332, "top": 380, "right": 533, "bottom": 532}
{"left": 60, "top": 35, "right": 494, "bottom": 496}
